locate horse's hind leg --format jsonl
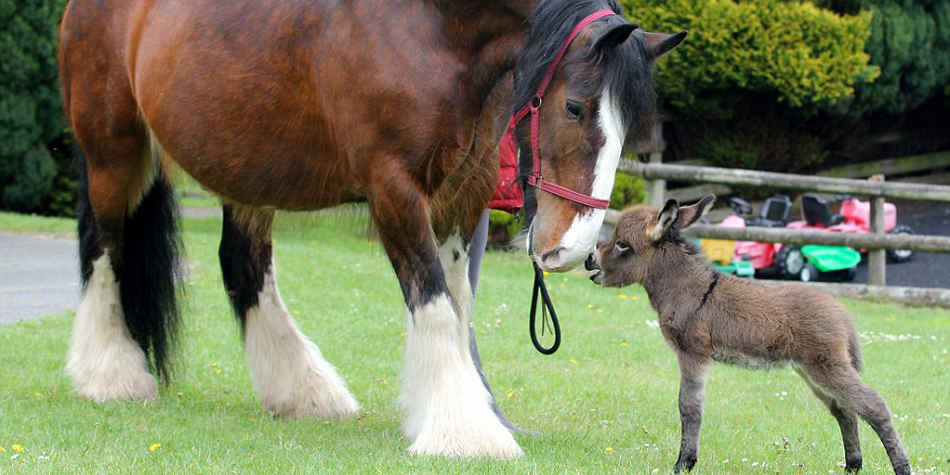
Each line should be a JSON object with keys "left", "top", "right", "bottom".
{"left": 67, "top": 133, "right": 178, "bottom": 401}
{"left": 370, "top": 173, "right": 521, "bottom": 458}
{"left": 801, "top": 362, "right": 910, "bottom": 474}
{"left": 218, "top": 206, "right": 359, "bottom": 419}
{"left": 796, "top": 367, "right": 863, "bottom": 472}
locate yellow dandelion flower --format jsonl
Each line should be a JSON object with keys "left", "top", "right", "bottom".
{"left": 506, "top": 390, "right": 516, "bottom": 399}
{"left": 542, "top": 271, "right": 550, "bottom": 276}
{"left": 210, "top": 361, "right": 218, "bottom": 367}
{"left": 620, "top": 341, "right": 628, "bottom": 348}
{"left": 149, "top": 443, "right": 161, "bottom": 452}
{"left": 292, "top": 310, "right": 301, "bottom": 316}
{"left": 0, "top": 446, "right": 6, "bottom": 452}
{"left": 605, "top": 447, "right": 614, "bottom": 454}
{"left": 630, "top": 296, "right": 639, "bottom": 301}
{"left": 570, "top": 359, "right": 577, "bottom": 365}
{"left": 214, "top": 368, "right": 223, "bottom": 375}
{"left": 11, "top": 444, "right": 24, "bottom": 453}
{"left": 619, "top": 294, "right": 627, "bottom": 299}
{"left": 596, "top": 308, "right": 603, "bottom": 313}
{"left": 586, "top": 304, "right": 594, "bottom": 309}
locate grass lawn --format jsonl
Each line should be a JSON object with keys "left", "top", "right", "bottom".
{"left": 1, "top": 211, "right": 948, "bottom": 473}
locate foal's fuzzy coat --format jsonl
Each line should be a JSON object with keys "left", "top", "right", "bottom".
{"left": 588, "top": 196, "right": 910, "bottom": 474}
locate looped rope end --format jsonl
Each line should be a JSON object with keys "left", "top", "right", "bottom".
{"left": 529, "top": 261, "right": 561, "bottom": 354}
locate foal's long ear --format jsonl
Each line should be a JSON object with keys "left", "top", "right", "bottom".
{"left": 649, "top": 199, "right": 679, "bottom": 241}
{"left": 677, "top": 194, "right": 716, "bottom": 229}
{"left": 642, "top": 30, "right": 687, "bottom": 60}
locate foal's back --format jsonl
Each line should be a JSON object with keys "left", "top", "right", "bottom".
{"left": 704, "top": 274, "right": 858, "bottom": 368}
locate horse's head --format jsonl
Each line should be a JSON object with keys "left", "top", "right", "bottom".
{"left": 512, "top": 1, "right": 685, "bottom": 272}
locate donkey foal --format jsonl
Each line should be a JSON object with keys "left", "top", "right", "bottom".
{"left": 587, "top": 196, "right": 910, "bottom": 474}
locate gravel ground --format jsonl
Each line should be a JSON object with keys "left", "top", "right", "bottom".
{"left": 850, "top": 200, "right": 950, "bottom": 288}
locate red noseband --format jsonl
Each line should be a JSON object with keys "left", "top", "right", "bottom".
{"left": 506, "top": 9, "right": 617, "bottom": 210}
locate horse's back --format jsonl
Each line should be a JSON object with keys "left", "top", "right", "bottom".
{"left": 61, "top": 0, "right": 470, "bottom": 209}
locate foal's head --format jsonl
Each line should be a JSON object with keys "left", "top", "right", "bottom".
{"left": 514, "top": 0, "right": 685, "bottom": 271}
{"left": 588, "top": 196, "right": 715, "bottom": 287}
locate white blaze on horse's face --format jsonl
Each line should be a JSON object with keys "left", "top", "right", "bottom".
{"left": 538, "top": 91, "right": 625, "bottom": 272}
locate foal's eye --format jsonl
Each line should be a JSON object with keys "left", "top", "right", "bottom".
{"left": 565, "top": 100, "right": 584, "bottom": 121}
{"left": 615, "top": 241, "right": 630, "bottom": 253}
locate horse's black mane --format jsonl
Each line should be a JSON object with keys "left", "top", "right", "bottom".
{"left": 514, "top": 0, "right": 656, "bottom": 223}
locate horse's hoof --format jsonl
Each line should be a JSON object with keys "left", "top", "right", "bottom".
{"left": 254, "top": 339, "right": 360, "bottom": 420}
{"left": 69, "top": 365, "right": 157, "bottom": 402}
{"left": 407, "top": 419, "right": 523, "bottom": 459}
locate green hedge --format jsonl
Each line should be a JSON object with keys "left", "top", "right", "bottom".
{"left": 0, "top": 0, "right": 71, "bottom": 215}
{"left": 622, "top": 0, "right": 877, "bottom": 117}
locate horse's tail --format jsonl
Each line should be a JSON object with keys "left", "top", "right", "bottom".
{"left": 75, "top": 147, "right": 182, "bottom": 382}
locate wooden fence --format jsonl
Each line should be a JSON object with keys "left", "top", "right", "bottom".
{"left": 605, "top": 158, "right": 950, "bottom": 306}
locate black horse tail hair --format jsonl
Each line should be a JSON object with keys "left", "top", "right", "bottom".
{"left": 75, "top": 146, "right": 184, "bottom": 383}
{"left": 120, "top": 170, "right": 182, "bottom": 383}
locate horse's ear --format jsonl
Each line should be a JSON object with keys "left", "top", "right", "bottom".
{"left": 677, "top": 194, "right": 715, "bottom": 229}
{"left": 643, "top": 30, "right": 687, "bottom": 59}
{"left": 592, "top": 19, "right": 638, "bottom": 52}
{"left": 649, "top": 199, "right": 679, "bottom": 241}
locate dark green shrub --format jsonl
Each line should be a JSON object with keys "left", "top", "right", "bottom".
{"left": 0, "top": 0, "right": 71, "bottom": 215}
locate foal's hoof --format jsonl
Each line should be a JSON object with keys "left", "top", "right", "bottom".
{"left": 844, "top": 457, "right": 862, "bottom": 473}
{"left": 674, "top": 454, "right": 697, "bottom": 473}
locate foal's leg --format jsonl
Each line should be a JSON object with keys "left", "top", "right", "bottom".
{"left": 371, "top": 180, "right": 521, "bottom": 458}
{"left": 674, "top": 352, "right": 711, "bottom": 473}
{"left": 801, "top": 362, "right": 910, "bottom": 475}
{"left": 218, "top": 206, "right": 359, "bottom": 419}
{"left": 796, "top": 367, "right": 863, "bottom": 472}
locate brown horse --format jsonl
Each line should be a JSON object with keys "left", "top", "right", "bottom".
{"left": 59, "top": 0, "right": 683, "bottom": 458}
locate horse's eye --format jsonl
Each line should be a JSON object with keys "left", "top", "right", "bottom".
{"left": 565, "top": 100, "right": 584, "bottom": 121}
{"left": 615, "top": 241, "right": 630, "bottom": 253}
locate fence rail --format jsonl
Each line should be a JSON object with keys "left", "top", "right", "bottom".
{"left": 612, "top": 156, "right": 950, "bottom": 291}
{"left": 620, "top": 160, "right": 950, "bottom": 202}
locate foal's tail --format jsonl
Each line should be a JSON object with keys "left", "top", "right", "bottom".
{"left": 75, "top": 149, "right": 182, "bottom": 382}
{"left": 848, "top": 329, "right": 863, "bottom": 373}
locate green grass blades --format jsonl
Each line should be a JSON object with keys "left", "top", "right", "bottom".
{"left": 1, "top": 212, "right": 949, "bottom": 473}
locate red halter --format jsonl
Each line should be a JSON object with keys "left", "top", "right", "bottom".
{"left": 505, "top": 9, "right": 617, "bottom": 210}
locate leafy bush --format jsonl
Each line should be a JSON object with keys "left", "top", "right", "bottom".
{"left": 621, "top": 0, "right": 877, "bottom": 117}
{"left": 609, "top": 171, "right": 647, "bottom": 210}
{"left": 0, "top": 0, "right": 71, "bottom": 214}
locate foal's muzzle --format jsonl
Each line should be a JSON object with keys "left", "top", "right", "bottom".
{"left": 585, "top": 253, "right": 603, "bottom": 284}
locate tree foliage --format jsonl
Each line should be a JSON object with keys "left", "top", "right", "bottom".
{"left": 621, "top": 0, "right": 877, "bottom": 118}
{"left": 0, "top": 0, "right": 70, "bottom": 214}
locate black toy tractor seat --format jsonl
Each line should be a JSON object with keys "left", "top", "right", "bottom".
{"left": 801, "top": 193, "right": 844, "bottom": 226}
{"left": 747, "top": 194, "right": 792, "bottom": 228}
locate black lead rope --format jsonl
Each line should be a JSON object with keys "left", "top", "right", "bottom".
{"left": 529, "top": 262, "right": 561, "bottom": 354}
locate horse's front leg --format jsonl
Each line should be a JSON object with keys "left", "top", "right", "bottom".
{"left": 370, "top": 184, "right": 522, "bottom": 459}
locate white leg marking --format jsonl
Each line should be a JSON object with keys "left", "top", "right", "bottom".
{"left": 400, "top": 294, "right": 522, "bottom": 458}
{"left": 556, "top": 91, "right": 626, "bottom": 267}
{"left": 66, "top": 254, "right": 157, "bottom": 401}
{"left": 244, "top": 262, "right": 359, "bottom": 419}
{"left": 437, "top": 232, "right": 474, "bottom": 362}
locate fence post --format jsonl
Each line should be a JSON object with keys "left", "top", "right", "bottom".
{"left": 645, "top": 120, "right": 665, "bottom": 206}
{"left": 869, "top": 189, "right": 887, "bottom": 286}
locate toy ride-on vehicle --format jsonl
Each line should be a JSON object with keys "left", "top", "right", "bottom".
{"left": 786, "top": 193, "right": 914, "bottom": 263}
{"left": 714, "top": 195, "right": 860, "bottom": 282}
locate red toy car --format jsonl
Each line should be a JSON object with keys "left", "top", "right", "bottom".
{"left": 786, "top": 193, "right": 914, "bottom": 263}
